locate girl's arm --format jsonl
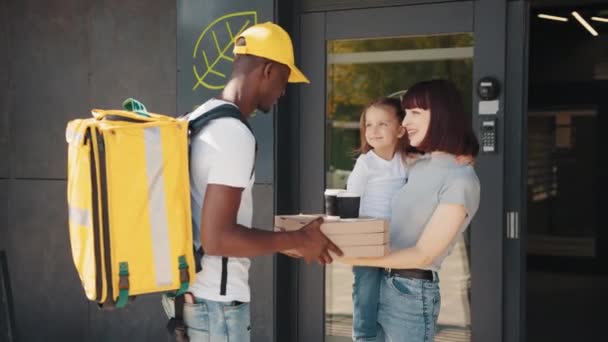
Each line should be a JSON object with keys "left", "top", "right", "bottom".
{"left": 339, "top": 203, "right": 467, "bottom": 268}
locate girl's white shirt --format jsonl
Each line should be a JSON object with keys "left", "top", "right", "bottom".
{"left": 346, "top": 150, "right": 407, "bottom": 220}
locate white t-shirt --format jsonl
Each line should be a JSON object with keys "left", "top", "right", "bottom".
{"left": 346, "top": 151, "right": 407, "bottom": 219}
{"left": 188, "top": 99, "right": 255, "bottom": 303}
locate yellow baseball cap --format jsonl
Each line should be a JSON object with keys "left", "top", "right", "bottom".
{"left": 233, "top": 22, "right": 310, "bottom": 84}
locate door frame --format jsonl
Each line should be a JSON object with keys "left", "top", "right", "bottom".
{"left": 280, "top": 0, "right": 507, "bottom": 342}
{"left": 504, "top": 2, "right": 530, "bottom": 342}
{"left": 276, "top": 0, "right": 529, "bottom": 341}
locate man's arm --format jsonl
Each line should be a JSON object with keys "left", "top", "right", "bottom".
{"left": 200, "top": 183, "right": 342, "bottom": 263}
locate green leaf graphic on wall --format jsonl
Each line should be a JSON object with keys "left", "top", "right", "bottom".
{"left": 192, "top": 11, "right": 258, "bottom": 91}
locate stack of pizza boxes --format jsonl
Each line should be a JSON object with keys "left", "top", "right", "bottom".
{"left": 274, "top": 215, "right": 389, "bottom": 257}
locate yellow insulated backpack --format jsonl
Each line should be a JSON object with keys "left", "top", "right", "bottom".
{"left": 65, "top": 99, "right": 195, "bottom": 308}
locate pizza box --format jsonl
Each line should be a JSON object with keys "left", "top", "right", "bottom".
{"left": 274, "top": 214, "right": 387, "bottom": 235}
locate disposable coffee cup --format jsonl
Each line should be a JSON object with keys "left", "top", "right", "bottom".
{"left": 324, "top": 189, "right": 345, "bottom": 216}
{"left": 336, "top": 192, "right": 360, "bottom": 219}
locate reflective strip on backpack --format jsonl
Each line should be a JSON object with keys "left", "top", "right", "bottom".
{"left": 144, "top": 127, "right": 173, "bottom": 287}
{"left": 69, "top": 206, "right": 92, "bottom": 229}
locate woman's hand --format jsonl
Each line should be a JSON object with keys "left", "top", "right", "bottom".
{"left": 335, "top": 256, "right": 381, "bottom": 266}
{"left": 335, "top": 256, "right": 359, "bottom": 265}
{"left": 405, "top": 153, "right": 422, "bottom": 166}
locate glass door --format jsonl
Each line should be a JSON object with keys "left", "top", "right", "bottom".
{"left": 292, "top": 2, "right": 512, "bottom": 342}
{"left": 324, "top": 34, "right": 474, "bottom": 342}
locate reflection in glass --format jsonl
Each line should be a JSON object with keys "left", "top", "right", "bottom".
{"left": 527, "top": 109, "right": 598, "bottom": 257}
{"left": 325, "top": 34, "right": 474, "bottom": 342}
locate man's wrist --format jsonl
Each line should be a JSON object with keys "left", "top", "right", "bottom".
{"left": 284, "top": 230, "right": 306, "bottom": 250}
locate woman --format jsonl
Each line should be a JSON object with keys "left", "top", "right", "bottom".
{"left": 340, "top": 79, "right": 481, "bottom": 342}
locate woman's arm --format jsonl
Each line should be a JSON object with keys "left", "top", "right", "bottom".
{"left": 339, "top": 203, "right": 467, "bottom": 268}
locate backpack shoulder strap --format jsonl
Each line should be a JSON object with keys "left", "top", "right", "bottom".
{"left": 187, "top": 104, "right": 254, "bottom": 138}
{"left": 187, "top": 103, "right": 257, "bottom": 179}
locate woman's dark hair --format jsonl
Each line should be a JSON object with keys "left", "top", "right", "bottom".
{"left": 357, "top": 97, "right": 410, "bottom": 156}
{"left": 401, "top": 79, "right": 479, "bottom": 156}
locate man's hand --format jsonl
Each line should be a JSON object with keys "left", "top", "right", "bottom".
{"left": 279, "top": 249, "right": 302, "bottom": 258}
{"left": 455, "top": 154, "right": 475, "bottom": 165}
{"left": 294, "top": 217, "right": 343, "bottom": 264}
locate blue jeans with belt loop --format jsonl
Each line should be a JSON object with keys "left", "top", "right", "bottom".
{"left": 161, "top": 294, "right": 250, "bottom": 342}
{"left": 352, "top": 266, "right": 382, "bottom": 341}
{"left": 377, "top": 271, "right": 441, "bottom": 342}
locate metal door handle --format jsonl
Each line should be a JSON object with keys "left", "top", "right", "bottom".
{"left": 506, "top": 211, "right": 519, "bottom": 239}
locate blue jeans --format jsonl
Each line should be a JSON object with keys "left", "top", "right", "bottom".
{"left": 352, "top": 266, "right": 382, "bottom": 341}
{"left": 162, "top": 294, "right": 250, "bottom": 342}
{"left": 377, "top": 272, "right": 441, "bottom": 342}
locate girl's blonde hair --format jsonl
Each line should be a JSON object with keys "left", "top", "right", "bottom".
{"left": 356, "top": 97, "right": 411, "bottom": 156}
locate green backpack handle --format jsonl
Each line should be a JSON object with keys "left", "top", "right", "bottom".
{"left": 122, "top": 98, "right": 151, "bottom": 117}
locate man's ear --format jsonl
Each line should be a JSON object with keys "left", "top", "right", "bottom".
{"left": 262, "top": 62, "right": 273, "bottom": 80}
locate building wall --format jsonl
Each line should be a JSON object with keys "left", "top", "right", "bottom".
{"left": 1, "top": 0, "right": 281, "bottom": 340}
{"left": 0, "top": 2, "right": 8, "bottom": 332}
{"left": 1, "top": 0, "right": 178, "bottom": 341}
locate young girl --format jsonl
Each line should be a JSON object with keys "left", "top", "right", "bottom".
{"left": 346, "top": 97, "right": 412, "bottom": 341}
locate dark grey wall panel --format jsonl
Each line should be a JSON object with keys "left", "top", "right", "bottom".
{"left": 88, "top": 295, "right": 167, "bottom": 342}
{"left": 250, "top": 113, "right": 274, "bottom": 185}
{"left": 177, "top": 0, "right": 274, "bottom": 115}
{"left": 9, "top": 0, "right": 89, "bottom": 179}
{"left": 86, "top": 1, "right": 178, "bottom": 340}
{"left": 533, "top": 0, "right": 608, "bottom": 7}
{"left": 326, "top": 1, "right": 473, "bottom": 40}
{"left": 276, "top": 2, "right": 303, "bottom": 341}
{"left": 298, "top": 12, "right": 326, "bottom": 342}
{"left": 1, "top": 250, "right": 17, "bottom": 342}
{"left": 252, "top": 184, "right": 274, "bottom": 230}
{"left": 0, "top": 0, "right": 8, "bottom": 179}
{"left": 0, "top": 181, "right": 8, "bottom": 342}
{"left": 0, "top": 180, "right": 6, "bottom": 250}
{"left": 89, "top": 0, "right": 177, "bottom": 115}
{"left": 0, "top": 180, "right": 12, "bottom": 342}
{"left": 177, "top": 0, "right": 275, "bottom": 184}
{"left": 471, "top": 1, "right": 507, "bottom": 342}
{"left": 6, "top": 0, "right": 188, "bottom": 341}
{"left": 504, "top": 2, "right": 529, "bottom": 342}
{"left": 299, "top": 12, "right": 326, "bottom": 215}
{"left": 7, "top": 180, "right": 87, "bottom": 341}
{"left": 250, "top": 184, "right": 275, "bottom": 341}
{"left": 302, "top": 0, "right": 454, "bottom": 12}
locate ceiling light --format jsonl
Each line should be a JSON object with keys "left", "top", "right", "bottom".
{"left": 591, "top": 16, "right": 608, "bottom": 23}
{"left": 538, "top": 14, "right": 568, "bottom": 22}
{"left": 572, "top": 11, "right": 599, "bottom": 36}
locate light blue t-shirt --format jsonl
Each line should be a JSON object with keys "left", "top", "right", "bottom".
{"left": 390, "top": 153, "right": 480, "bottom": 271}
